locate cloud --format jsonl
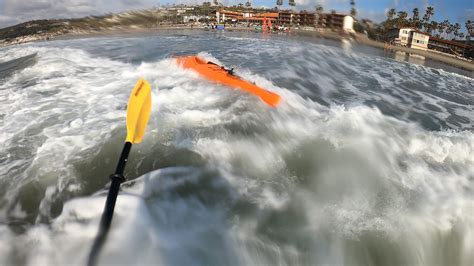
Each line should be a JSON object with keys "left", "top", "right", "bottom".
{"left": 358, "top": 8, "right": 387, "bottom": 23}
{"left": 390, "top": 0, "right": 399, "bottom": 7}
{"left": 295, "top": 0, "right": 346, "bottom": 9}
{"left": 0, "top": 14, "right": 18, "bottom": 27}
{"left": 0, "top": 0, "right": 154, "bottom": 28}
{"left": 457, "top": 8, "right": 474, "bottom": 23}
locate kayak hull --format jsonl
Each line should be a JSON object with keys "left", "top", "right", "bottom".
{"left": 176, "top": 56, "right": 281, "bottom": 107}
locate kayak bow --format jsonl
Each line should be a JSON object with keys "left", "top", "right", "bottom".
{"left": 176, "top": 56, "right": 281, "bottom": 107}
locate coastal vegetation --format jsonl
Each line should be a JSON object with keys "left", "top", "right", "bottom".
{"left": 381, "top": 6, "right": 473, "bottom": 41}
{"left": 0, "top": 10, "right": 166, "bottom": 44}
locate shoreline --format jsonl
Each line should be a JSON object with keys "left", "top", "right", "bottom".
{"left": 2, "top": 25, "right": 473, "bottom": 73}
{"left": 293, "top": 29, "right": 474, "bottom": 72}
{"left": 354, "top": 35, "right": 474, "bottom": 72}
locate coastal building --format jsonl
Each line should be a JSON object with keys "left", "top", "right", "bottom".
{"left": 315, "top": 12, "right": 354, "bottom": 32}
{"left": 275, "top": 10, "right": 353, "bottom": 30}
{"left": 183, "top": 15, "right": 211, "bottom": 23}
{"left": 251, "top": 12, "right": 278, "bottom": 24}
{"left": 216, "top": 9, "right": 277, "bottom": 24}
{"left": 386, "top": 28, "right": 429, "bottom": 50}
{"left": 410, "top": 30, "right": 429, "bottom": 50}
{"left": 428, "top": 36, "right": 472, "bottom": 57}
{"left": 316, "top": 12, "right": 343, "bottom": 28}
{"left": 277, "top": 10, "right": 293, "bottom": 25}
{"left": 343, "top": 16, "right": 355, "bottom": 33}
{"left": 296, "top": 11, "right": 315, "bottom": 26}
{"left": 213, "top": 8, "right": 354, "bottom": 32}
{"left": 216, "top": 10, "right": 241, "bottom": 23}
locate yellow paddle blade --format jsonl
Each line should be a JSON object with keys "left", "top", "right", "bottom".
{"left": 125, "top": 78, "right": 152, "bottom": 144}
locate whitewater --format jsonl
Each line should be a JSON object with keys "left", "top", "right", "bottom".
{"left": 0, "top": 31, "right": 473, "bottom": 265}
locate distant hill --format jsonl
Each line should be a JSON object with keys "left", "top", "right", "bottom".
{"left": 0, "top": 9, "right": 166, "bottom": 44}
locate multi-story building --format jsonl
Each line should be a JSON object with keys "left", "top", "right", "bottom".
{"left": 316, "top": 12, "right": 345, "bottom": 28}
{"left": 214, "top": 9, "right": 354, "bottom": 32}
{"left": 428, "top": 36, "right": 472, "bottom": 57}
{"left": 216, "top": 10, "right": 241, "bottom": 23}
{"left": 277, "top": 10, "right": 353, "bottom": 30}
{"left": 277, "top": 10, "right": 293, "bottom": 25}
{"left": 315, "top": 12, "right": 353, "bottom": 32}
{"left": 410, "top": 31, "right": 430, "bottom": 50}
{"left": 296, "top": 11, "right": 315, "bottom": 26}
{"left": 216, "top": 9, "right": 278, "bottom": 24}
{"left": 385, "top": 28, "right": 429, "bottom": 50}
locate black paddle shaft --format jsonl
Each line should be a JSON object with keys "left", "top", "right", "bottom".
{"left": 87, "top": 141, "right": 132, "bottom": 266}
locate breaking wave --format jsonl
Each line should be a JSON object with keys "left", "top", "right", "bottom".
{"left": 0, "top": 32, "right": 473, "bottom": 265}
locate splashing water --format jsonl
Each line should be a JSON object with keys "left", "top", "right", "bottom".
{"left": 0, "top": 31, "right": 473, "bottom": 265}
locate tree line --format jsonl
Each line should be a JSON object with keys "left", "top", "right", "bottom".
{"left": 383, "top": 6, "right": 473, "bottom": 41}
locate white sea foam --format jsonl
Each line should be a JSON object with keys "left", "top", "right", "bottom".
{"left": 0, "top": 35, "right": 473, "bottom": 266}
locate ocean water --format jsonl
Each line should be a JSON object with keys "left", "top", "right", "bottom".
{"left": 0, "top": 30, "right": 473, "bottom": 265}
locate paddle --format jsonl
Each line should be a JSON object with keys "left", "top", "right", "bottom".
{"left": 87, "top": 78, "right": 152, "bottom": 266}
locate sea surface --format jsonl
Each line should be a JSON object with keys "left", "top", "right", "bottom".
{"left": 0, "top": 30, "right": 473, "bottom": 265}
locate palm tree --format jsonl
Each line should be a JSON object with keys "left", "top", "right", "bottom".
{"left": 446, "top": 22, "right": 454, "bottom": 39}
{"left": 412, "top": 8, "right": 419, "bottom": 20}
{"left": 384, "top": 8, "right": 396, "bottom": 29}
{"left": 387, "top": 8, "right": 396, "bottom": 20}
{"left": 466, "top": 20, "right": 474, "bottom": 37}
{"left": 315, "top": 5, "right": 323, "bottom": 28}
{"left": 350, "top": 0, "right": 357, "bottom": 17}
{"left": 397, "top": 11, "right": 408, "bottom": 28}
{"left": 438, "top": 21, "right": 446, "bottom": 38}
{"left": 245, "top": 1, "right": 251, "bottom": 8}
{"left": 289, "top": 0, "right": 296, "bottom": 9}
{"left": 466, "top": 21, "right": 472, "bottom": 56}
{"left": 412, "top": 8, "right": 421, "bottom": 29}
{"left": 430, "top": 21, "right": 438, "bottom": 35}
{"left": 422, "top": 6, "right": 434, "bottom": 23}
{"left": 438, "top": 23, "right": 444, "bottom": 38}
{"left": 453, "top": 23, "right": 461, "bottom": 39}
{"left": 439, "top": 20, "right": 449, "bottom": 38}
{"left": 276, "top": 0, "right": 283, "bottom": 9}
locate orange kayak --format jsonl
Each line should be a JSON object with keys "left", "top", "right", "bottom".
{"left": 176, "top": 56, "right": 281, "bottom": 107}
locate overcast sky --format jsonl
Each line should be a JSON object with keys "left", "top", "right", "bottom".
{"left": 0, "top": 0, "right": 472, "bottom": 29}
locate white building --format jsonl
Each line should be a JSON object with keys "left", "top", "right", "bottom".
{"left": 410, "top": 31, "right": 429, "bottom": 50}
{"left": 183, "top": 15, "right": 210, "bottom": 23}
{"left": 393, "top": 28, "right": 430, "bottom": 50}
{"left": 343, "top": 16, "right": 354, "bottom": 33}
{"left": 398, "top": 28, "right": 412, "bottom": 46}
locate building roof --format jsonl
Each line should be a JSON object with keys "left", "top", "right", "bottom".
{"left": 412, "top": 29, "right": 429, "bottom": 36}
{"left": 397, "top": 27, "right": 430, "bottom": 36}
{"left": 255, "top": 12, "right": 279, "bottom": 18}
{"left": 218, "top": 10, "right": 241, "bottom": 15}
{"left": 429, "top": 36, "right": 470, "bottom": 48}
{"left": 328, "top": 13, "right": 349, "bottom": 17}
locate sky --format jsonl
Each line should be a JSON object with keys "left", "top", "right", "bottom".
{"left": 0, "top": 0, "right": 472, "bottom": 29}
